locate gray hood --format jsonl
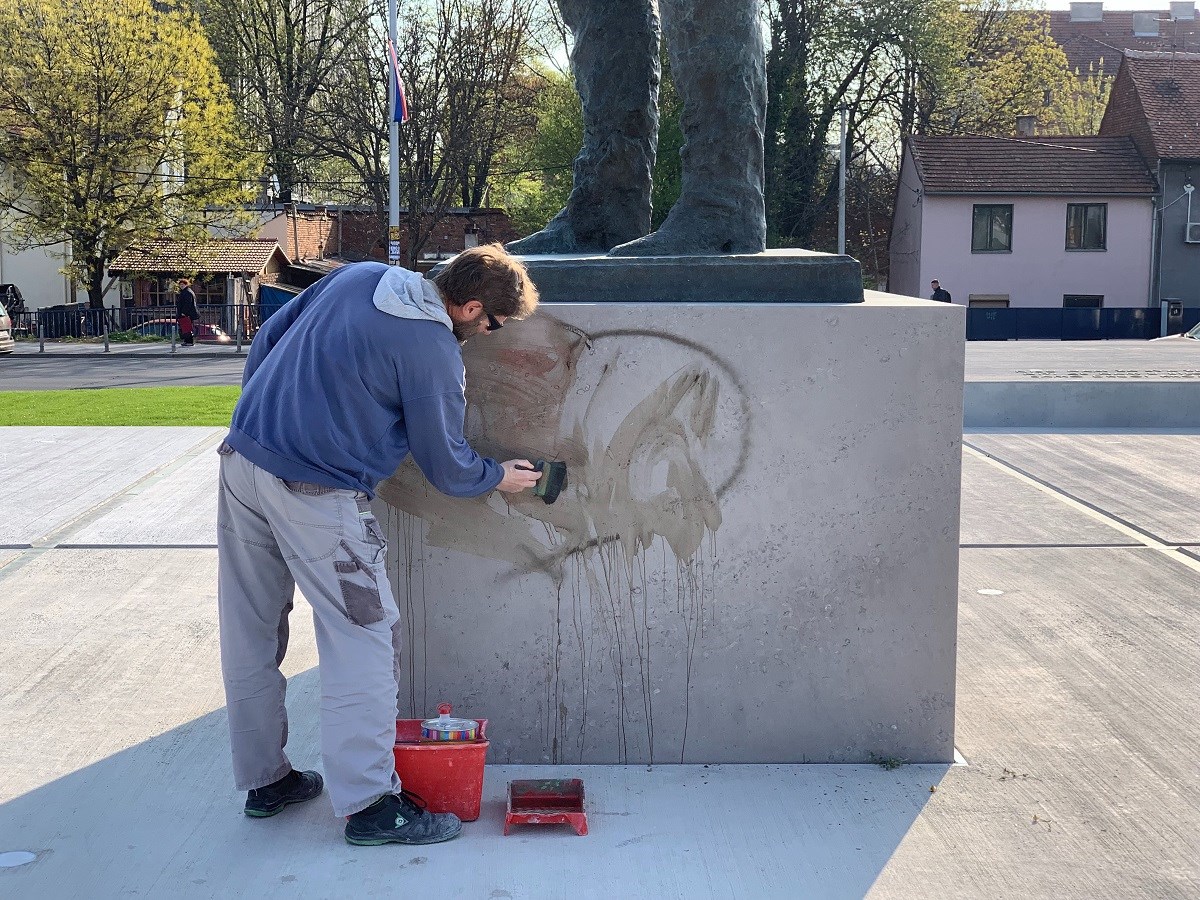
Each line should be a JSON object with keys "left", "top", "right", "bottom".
{"left": 372, "top": 265, "right": 453, "bottom": 331}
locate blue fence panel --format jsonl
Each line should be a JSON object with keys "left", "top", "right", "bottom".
{"left": 966, "top": 306, "right": 1170, "bottom": 340}
{"left": 1013, "top": 308, "right": 1063, "bottom": 339}
{"left": 965, "top": 308, "right": 1017, "bottom": 340}
{"left": 1062, "top": 308, "right": 1103, "bottom": 340}
{"left": 1104, "top": 307, "right": 1155, "bottom": 339}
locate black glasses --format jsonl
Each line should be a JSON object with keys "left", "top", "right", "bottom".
{"left": 485, "top": 313, "right": 503, "bottom": 332}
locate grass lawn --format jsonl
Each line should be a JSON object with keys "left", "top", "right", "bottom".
{"left": 0, "top": 386, "right": 240, "bottom": 426}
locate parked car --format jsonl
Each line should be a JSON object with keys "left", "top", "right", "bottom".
{"left": 129, "top": 318, "right": 232, "bottom": 344}
{"left": 0, "top": 300, "right": 14, "bottom": 354}
{"left": 1152, "top": 321, "right": 1200, "bottom": 343}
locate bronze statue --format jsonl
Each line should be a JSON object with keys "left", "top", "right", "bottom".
{"left": 508, "top": 0, "right": 767, "bottom": 257}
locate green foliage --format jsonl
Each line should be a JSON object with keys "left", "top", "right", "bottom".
{"left": 492, "top": 69, "right": 582, "bottom": 236}
{"left": 0, "top": 0, "right": 257, "bottom": 306}
{"left": 918, "top": 1, "right": 1071, "bottom": 136}
{"left": 1047, "top": 64, "right": 1113, "bottom": 135}
{"left": 651, "top": 53, "right": 683, "bottom": 231}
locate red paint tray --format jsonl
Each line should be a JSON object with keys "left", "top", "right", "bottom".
{"left": 503, "top": 778, "right": 588, "bottom": 836}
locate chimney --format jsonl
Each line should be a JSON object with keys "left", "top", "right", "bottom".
{"left": 1132, "top": 11, "right": 1160, "bottom": 36}
{"left": 1070, "top": 2, "right": 1103, "bottom": 22}
{"left": 1016, "top": 115, "right": 1038, "bottom": 137}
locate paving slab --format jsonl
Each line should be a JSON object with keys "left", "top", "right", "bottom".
{"left": 965, "top": 432, "right": 1200, "bottom": 544}
{"left": 959, "top": 451, "right": 1132, "bottom": 547}
{"left": 0, "top": 427, "right": 223, "bottom": 546}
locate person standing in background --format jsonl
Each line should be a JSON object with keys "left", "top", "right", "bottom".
{"left": 176, "top": 278, "right": 199, "bottom": 345}
{"left": 930, "top": 280, "right": 952, "bottom": 303}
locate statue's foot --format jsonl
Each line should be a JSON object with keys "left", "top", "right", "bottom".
{"left": 608, "top": 209, "right": 766, "bottom": 257}
{"left": 506, "top": 219, "right": 584, "bottom": 255}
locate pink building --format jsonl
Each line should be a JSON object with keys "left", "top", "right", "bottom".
{"left": 889, "top": 136, "right": 1157, "bottom": 309}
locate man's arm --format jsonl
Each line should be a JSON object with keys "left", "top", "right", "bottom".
{"left": 242, "top": 289, "right": 314, "bottom": 387}
{"left": 403, "top": 389, "right": 505, "bottom": 498}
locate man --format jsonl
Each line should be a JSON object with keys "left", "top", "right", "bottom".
{"left": 216, "top": 245, "right": 542, "bottom": 846}
{"left": 930, "top": 280, "right": 953, "bottom": 303}
{"left": 176, "top": 278, "right": 199, "bottom": 345}
{"left": 507, "top": 0, "right": 766, "bottom": 256}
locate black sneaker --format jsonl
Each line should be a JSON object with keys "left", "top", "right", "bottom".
{"left": 344, "top": 791, "right": 463, "bottom": 846}
{"left": 244, "top": 769, "right": 324, "bottom": 817}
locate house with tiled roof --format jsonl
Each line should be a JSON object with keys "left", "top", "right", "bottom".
{"left": 889, "top": 135, "right": 1157, "bottom": 313}
{"left": 1100, "top": 50, "right": 1200, "bottom": 308}
{"left": 108, "top": 238, "right": 290, "bottom": 309}
{"left": 1049, "top": 3, "right": 1200, "bottom": 77}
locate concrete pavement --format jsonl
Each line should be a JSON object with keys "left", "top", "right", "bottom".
{"left": 0, "top": 426, "right": 1198, "bottom": 897}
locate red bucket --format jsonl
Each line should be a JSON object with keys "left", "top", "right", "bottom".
{"left": 393, "top": 718, "right": 489, "bottom": 822}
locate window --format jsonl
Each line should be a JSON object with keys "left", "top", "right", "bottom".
{"left": 1064, "top": 295, "right": 1103, "bottom": 308}
{"left": 972, "top": 205, "right": 1013, "bottom": 252}
{"left": 968, "top": 294, "right": 1010, "bottom": 308}
{"left": 1066, "top": 203, "right": 1107, "bottom": 250}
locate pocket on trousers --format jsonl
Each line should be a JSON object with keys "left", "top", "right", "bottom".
{"left": 334, "top": 540, "right": 386, "bottom": 627}
{"left": 281, "top": 480, "right": 344, "bottom": 530}
{"left": 355, "top": 494, "right": 388, "bottom": 566}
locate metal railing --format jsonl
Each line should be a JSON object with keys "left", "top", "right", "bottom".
{"left": 966, "top": 306, "right": 1200, "bottom": 341}
{"left": 10, "top": 303, "right": 279, "bottom": 349}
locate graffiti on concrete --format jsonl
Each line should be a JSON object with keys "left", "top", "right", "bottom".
{"left": 378, "top": 314, "right": 752, "bottom": 763}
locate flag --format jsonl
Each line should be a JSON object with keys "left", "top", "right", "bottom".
{"left": 387, "top": 38, "right": 409, "bottom": 124}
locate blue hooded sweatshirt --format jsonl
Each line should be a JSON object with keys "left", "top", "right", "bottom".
{"left": 225, "top": 262, "right": 503, "bottom": 499}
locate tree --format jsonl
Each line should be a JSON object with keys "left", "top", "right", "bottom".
{"left": 343, "top": 0, "right": 538, "bottom": 265}
{"left": 0, "top": 0, "right": 255, "bottom": 307}
{"left": 490, "top": 68, "right": 582, "bottom": 236}
{"left": 200, "top": 0, "right": 375, "bottom": 203}
{"left": 1046, "top": 63, "right": 1113, "bottom": 135}
{"left": 765, "top": 0, "right": 948, "bottom": 249}
{"left": 904, "top": 0, "right": 1071, "bottom": 137}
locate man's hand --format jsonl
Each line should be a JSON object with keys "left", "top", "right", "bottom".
{"left": 498, "top": 459, "right": 542, "bottom": 493}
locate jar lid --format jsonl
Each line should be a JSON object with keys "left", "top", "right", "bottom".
{"left": 420, "top": 703, "right": 478, "bottom": 740}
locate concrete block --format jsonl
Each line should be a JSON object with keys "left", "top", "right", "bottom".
{"left": 377, "top": 296, "right": 964, "bottom": 764}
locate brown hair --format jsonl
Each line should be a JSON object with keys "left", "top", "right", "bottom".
{"left": 431, "top": 243, "right": 538, "bottom": 319}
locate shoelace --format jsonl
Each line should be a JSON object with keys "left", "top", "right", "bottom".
{"left": 398, "top": 789, "right": 429, "bottom": 815}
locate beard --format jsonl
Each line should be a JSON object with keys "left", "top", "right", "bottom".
{"left": 452, "top": 315, "right": 483, "bottom": 345}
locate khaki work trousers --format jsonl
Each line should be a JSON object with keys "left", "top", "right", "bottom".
{"left": 216, "top": 445, "right": 402, "bottom": 817}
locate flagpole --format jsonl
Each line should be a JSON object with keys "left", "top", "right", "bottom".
{"left": 387, "top": 0, "right": 400, "bottom": 266}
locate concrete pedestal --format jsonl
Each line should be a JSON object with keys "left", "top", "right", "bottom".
{"left": 377, "top": 291, "right": 965, "bottom": 764}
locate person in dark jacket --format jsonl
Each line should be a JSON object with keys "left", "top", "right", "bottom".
{"left": 176, "top": 278, "right": 199, "bottom": 345}
{"left": 930, "top": 280, "right": 952, "bottom": 303}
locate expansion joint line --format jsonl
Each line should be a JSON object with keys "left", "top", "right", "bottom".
{"left": 962, "top": 441, "right": 1200, "bottom": 576}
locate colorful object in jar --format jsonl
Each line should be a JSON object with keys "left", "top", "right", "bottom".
{"left": 420, "top": 703, "right": 479, "bottom": 741}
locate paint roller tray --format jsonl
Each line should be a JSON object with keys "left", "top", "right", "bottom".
{"left": 503, "top": 779, "right": 588, "bottom": 836}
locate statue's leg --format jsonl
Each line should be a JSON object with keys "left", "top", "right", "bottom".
{"left": 609, "top": 0, "right": 767, "bottom": 256}
{"left": 507, "top": 0, "right": 660, "bottom": 255}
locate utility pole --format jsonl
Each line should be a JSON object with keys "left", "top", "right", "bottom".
{"left": 838, "top": 104, "right": 847, "bottom": 256}
{"left": 387, "top": 0, "right": 401, "bottom": 266}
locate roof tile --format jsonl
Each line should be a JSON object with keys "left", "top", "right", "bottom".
{"left": 109, "top": 239, "right": 288, "bottom": 274}
{"left": 908, "top": 135, "right": 1157, "bottom": 195}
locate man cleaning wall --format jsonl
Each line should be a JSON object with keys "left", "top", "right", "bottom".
{"left": 216, "top": 244, "right": 542, "bottom": 846}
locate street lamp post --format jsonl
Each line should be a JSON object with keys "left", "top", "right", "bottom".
{"left": 387, "top": 0, "right": 400, "bottom": 266}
